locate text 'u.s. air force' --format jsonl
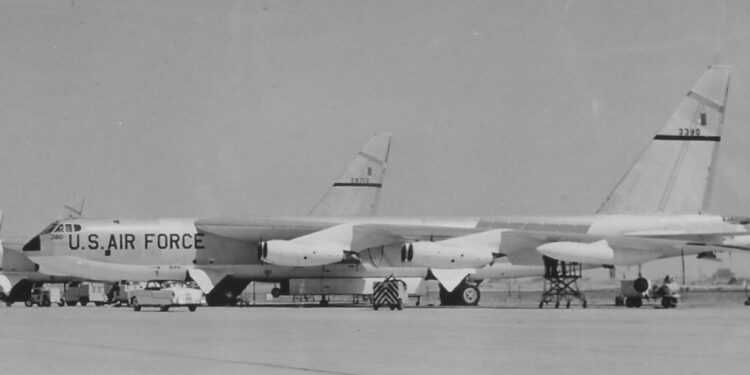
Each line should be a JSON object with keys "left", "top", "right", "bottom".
{"left": 67, "top": 233, "right": 205, "bottom": 250}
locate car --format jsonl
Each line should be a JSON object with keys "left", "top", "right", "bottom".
{"left": 128, "top": 280, "right": 203, "bottom": 312}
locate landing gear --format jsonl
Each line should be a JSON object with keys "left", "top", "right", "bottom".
{"left": 439, "top": 282, "right": 481, "bottom": 306}
{"left": 271, "top": 287, "right": 281, "bottom": 298}
{"left": 319, "top": 295, "right": 330, "bottom": 306}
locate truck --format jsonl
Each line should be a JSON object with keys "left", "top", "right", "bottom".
{"left": 25, "top": 285, "right": 63, "bottom": 307}
{"left": 106, "top": 281, "right": 145, "bottom": 306}
{"left": 61, "top": 282, "right": 108, "bottom": 306}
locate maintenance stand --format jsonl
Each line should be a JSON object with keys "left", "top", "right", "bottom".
{"left": 538, "top": 256, "right": 587, "bottom": 309}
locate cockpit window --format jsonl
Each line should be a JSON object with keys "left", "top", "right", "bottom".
{"left": 53, "top": 224, "right": 65, "bottom": 233}
{"left": 65, "top": 224, "right": 73, "bottom": 232}
{"left": 40, "top": 222, "right": 59, "bottom": 235}
{"left": 74, "top": 224, "right": 82, "bottom": 232}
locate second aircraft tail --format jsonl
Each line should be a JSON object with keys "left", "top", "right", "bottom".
{"left": 308, "top": 132, "right": 392, "bottom": 216}
{"left": 597, "top": 65, "right": 731, "bottom": 215}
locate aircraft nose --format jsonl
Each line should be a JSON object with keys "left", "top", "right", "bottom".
{"left": 22, "top": 235, "right": 40, "bottom": 251}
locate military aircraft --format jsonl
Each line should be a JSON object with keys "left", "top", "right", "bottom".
{"left": 14, "top": 132, "right": 392, "bottom": 305}
{"left": 0, "top": 198, "right": 93, "bottom": 304}
{"left": 19, "top": 64, "right": 749, "bottom": 307}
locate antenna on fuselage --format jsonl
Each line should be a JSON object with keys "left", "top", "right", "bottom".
{"left": 64, "top": 197, "right": 86, "bottom": 219}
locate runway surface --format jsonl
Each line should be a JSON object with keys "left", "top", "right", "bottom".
{"left": 1, "top": 293, "right": 748, "bottom": 375}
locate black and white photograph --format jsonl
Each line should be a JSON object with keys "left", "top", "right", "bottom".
{"left": 1, "top": 1, "right": 749, "bottom": 374}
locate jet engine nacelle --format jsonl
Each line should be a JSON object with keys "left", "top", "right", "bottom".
{"left": 259, "top": 240, "right": 345, "bottom": 267}
{"left": 400, "top": 242, "right": 494, "bottom": 269}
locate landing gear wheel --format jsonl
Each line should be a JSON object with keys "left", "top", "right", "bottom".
{"left": 132, "top": 298, "right": 141, "bottom": 312}
{"left": 271, "top": 288, "right": 281, "bottom": 298}
{"left": 457, "top": 284, "right": 480, "bottom": 306}
{"left": 58, "top": 299, "right": 65, "bottom": 307}
{"left": 41, "top": 297, "right": 51, "bottom": 307}
{"left": 66, "top": 301, "right": 77, "bottom": 307}
{"left": 439, "top": 282, "right": 481, "bottom": 306}
{"left": 24, "top": 300, "right": 33, "bottom": 307}
{"left": 188, "top": 305, "right": 197, "bottom": 312}
{"left": 160, "top": 305, "right": 169, "bottom": 312}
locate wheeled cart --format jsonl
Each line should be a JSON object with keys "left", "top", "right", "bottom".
{"left": 373, "top": 276, "right": 407, "bottom": 311}
{"left": 539, "top": 257, "right": 587, "bottom": 309}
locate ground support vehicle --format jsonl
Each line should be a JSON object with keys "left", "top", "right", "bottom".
{"left": 25, "top": 285, "right": 62, "bottom": 307}
{"left": 128, "top": 280, "right": 203, "bottom": 312}
{"left": 61, "top": 282, "right": 107, "bottom": 306}
{"left": 615, "top": 276, "right": 679, "bottom": 308}
{"left": 538, "top": 259, "right": 587, "bottom": 309}
{"left": 106, "top": 281, "right": 144, "bottom": 306}
{"left": 372, "top": 276, "right": 407, "bottom": 311}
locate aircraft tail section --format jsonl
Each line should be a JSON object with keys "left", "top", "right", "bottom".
{"left": 597, "top": 65, "right": 731, "bottom": 215}
{"left": 309, "top": 132, "right": 392, "bottom": 216}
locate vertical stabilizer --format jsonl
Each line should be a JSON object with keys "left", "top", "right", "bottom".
{"left": 598, "top": 65, "right": 731, "bottom": 215}
{"left": 309, "top": 132, "right": 392, "bottom": 216}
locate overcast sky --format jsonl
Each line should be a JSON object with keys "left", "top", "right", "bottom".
{"left": 3, "top": 1, "right": 750, "bottom": 280}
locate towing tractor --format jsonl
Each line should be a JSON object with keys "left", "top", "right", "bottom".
{"left": 615, "top": 276, "right": 680, "bottom": 308}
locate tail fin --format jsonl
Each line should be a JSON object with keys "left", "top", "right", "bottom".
{"left": 309, "top": 132, "right": 392, "bottom": 216}
{"left": 597, "top": 65, "right": 731, "bottom": 215}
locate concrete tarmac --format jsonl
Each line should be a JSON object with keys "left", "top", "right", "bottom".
{"left": 1, "top": 300, "right": 748, "bottom": 375}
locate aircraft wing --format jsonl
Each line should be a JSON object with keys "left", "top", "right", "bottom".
{"left": 195, "top": 219, "right": 737, "bottom": 291}
{"left": 622, "top": 231, "right": 750, "bottom": 251}
{"left": 350, "top": 224, "right": 482, "bottom": 250}
{"left": 195, "top": 217, "right": 335, "bottom": 242}
{"left": 199, "top": 219, "right": 737, "bottom": 265}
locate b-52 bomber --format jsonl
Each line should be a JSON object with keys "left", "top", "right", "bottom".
{"left": 15, "top": 64, "right": 750, "bottom": 307}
